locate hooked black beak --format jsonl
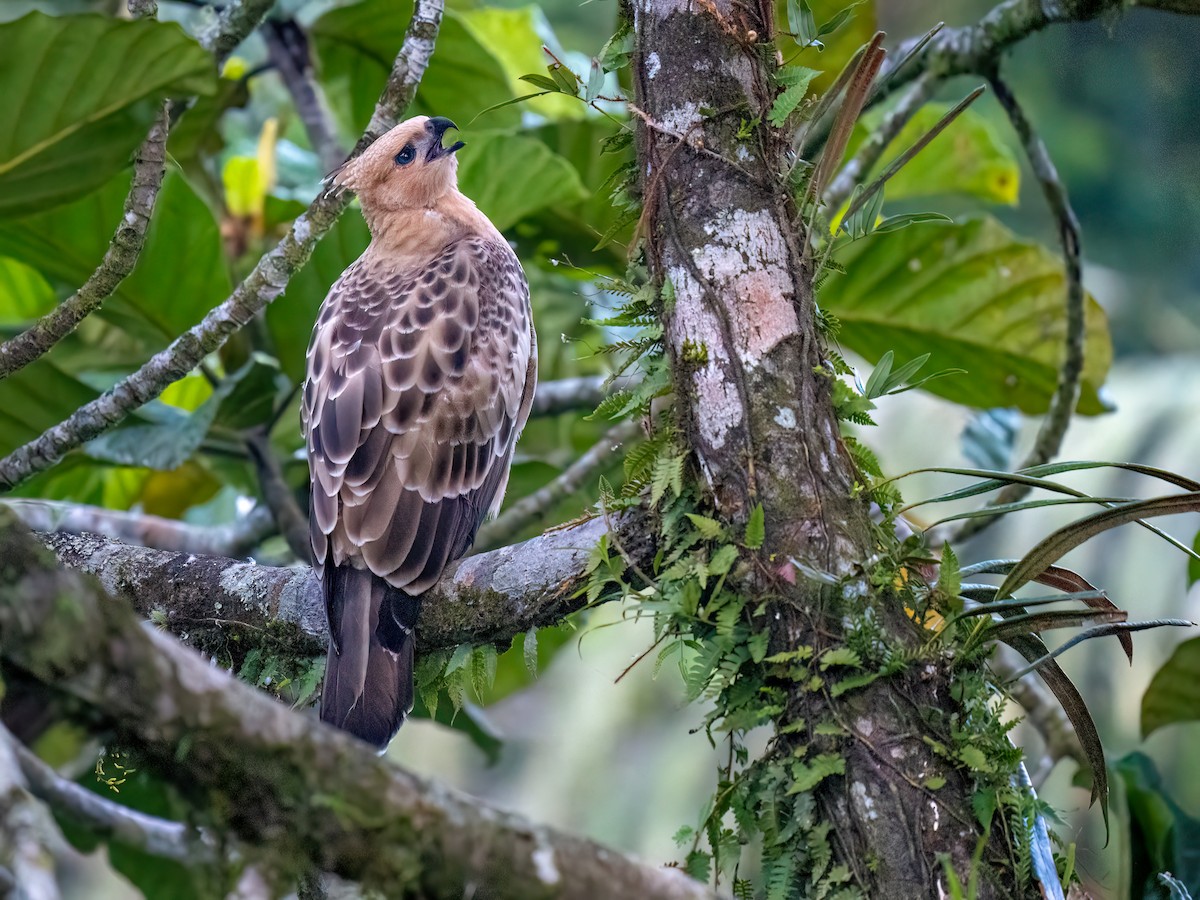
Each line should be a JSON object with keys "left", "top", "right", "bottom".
{"left": 425, "top": 116, "right": 465, "bottom": 161}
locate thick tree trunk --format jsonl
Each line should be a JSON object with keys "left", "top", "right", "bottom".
{"left": 631, "top": 2, "right": 1022, "bottom": 895}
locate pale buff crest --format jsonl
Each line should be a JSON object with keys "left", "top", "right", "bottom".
{"left": 302, "top": 116, "right": 537, "bottom": 747}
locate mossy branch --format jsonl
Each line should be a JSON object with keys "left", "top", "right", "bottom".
{"left": 0, "top": 510, "right": 715, "bottom": 900}
{"left": 37, "top": 509, "right": 653, "bottom": 657}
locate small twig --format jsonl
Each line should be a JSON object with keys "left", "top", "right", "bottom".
{"left": 261, "top": 18, "right": 347, "bottom": 173}
{"left": 954, "top": 74, "right": 1083, "bottom": 543}
{"left": 823, "top": 71, "right": 936, "bottom": 213}
{"left": 296, "top": 870, "right": 329, "bottom": 900}
{"left": 3, "top": 499, "right": 275, "bottom": 557}
{"left": 532, "top": 375, "right": 608, "bottom": 417}
{"left": 8, "top": 726, "right": 214, "bottom": 865}
{"left": 127, "top": 0, "right": 158, "bottom": 18}
{"left": 476, "top": 418, "right": 641, "bottom": 549}
{"left": 245, "top": 430, "right": 310, "bottom": 562}
{"left": 0, "top": 0, "right": 445, "bottom": 492}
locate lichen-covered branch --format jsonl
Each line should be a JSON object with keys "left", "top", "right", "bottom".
{"left": 197, "top": 0, "right": 279, "bottom": 65}
{"left": 0, "top": 95, "right": 169, "bottom": 379}
{"left": 0, "top": 511, "right": 717, "bottom": 900}
{"left": 882, "top": 0, "right": 1200, "bottom": 99}
{"left": 3, "top": 499, "right": 274, "bottom": 557}
{"left": 38, "top": 509, "right": 652, "bottom": 656}
{"left": 476, "top": 419, "right": 641, "bottom": 549}
{"left": 0, "top": 0, "right": 289, "bottom": 385}
{"left": 8, "top": 727, "right": 214, "bottom": 866}
{"left": 0, "top": 0, "right": 445, "bottom": 492}
{"left": 954, "top": 74, "right": 1084, "bottom": 543}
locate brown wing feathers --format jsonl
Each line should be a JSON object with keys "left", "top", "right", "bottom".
{"left": 304, "top": 234, "right": 535, "bottom": 749}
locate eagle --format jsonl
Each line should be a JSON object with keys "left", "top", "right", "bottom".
{"left": 303, "top": 115, "right": 537, "bottom": 748}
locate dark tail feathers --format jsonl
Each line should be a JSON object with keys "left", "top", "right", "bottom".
{"left": 320, "top": 564, "right": 421, "bottom": 750}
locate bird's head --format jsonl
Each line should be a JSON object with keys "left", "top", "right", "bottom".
{"left": 327, "top": 115, "right": 465, "bottom": 215}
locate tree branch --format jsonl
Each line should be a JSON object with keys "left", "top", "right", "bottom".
{"left": 3, "top": 499, "right": 274, "bottom": 557}
{"left": 476, "top": 419, "right": 641, "bottom": 549}
{"left": 0, "top": 0, "right": 445, "bottom": 492}
{"left": 531, "top": 375, "right": 608, "bottom": 417}
{"left": 881, "top": 0, "right": 1200, "bottom": 101}
{"left": 954, "top": 74, "right": 1084, "bottom": 542}
{"left": 197, "top": 0, "right": 279, "bottom": 65}
{"left": 0, "top": 727, "right": 60, "bottom": 900}
{"left": 0, "top": 510, "right": 717, "bottom": 900}
{"left": 6, "top": 726, "right": 214, "bottom": 866}
{"left": 38, "top": 508, "right": 652, "bottom": 656}
{"left": 261, "top": 18, "right": 347, "bottom": 174}
{"left": 245, "top": 430, "right": 311, "bottom": 562}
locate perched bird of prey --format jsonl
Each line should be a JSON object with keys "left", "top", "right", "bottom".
{"left": 303, "top": 116, "right": 537, "bottom": 749}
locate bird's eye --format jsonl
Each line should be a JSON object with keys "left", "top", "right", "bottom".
{"left": 394, "top": 144, "right": 416, "bottom": 166}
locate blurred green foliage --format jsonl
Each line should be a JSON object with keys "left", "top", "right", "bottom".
{"left": 0, "top": 0, "right": 1198, "bottom": 896}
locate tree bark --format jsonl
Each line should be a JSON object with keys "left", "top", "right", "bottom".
{"left": 632, "top": 3, "right": 1018, "bottom": 895}
{"left": 0, "top": 511, "right": 717, "bottom": 900}
{"left": 36, "top": 510, "right": 653, "bottom": 659}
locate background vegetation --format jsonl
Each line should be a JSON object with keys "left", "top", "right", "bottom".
{"left": 0, "top": 0, "right": 1198, "bottom": 897}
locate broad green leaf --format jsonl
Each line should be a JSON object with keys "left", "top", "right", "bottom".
{"left": 212, "top": 353, "right": 292, "bottom": 431}
{"left": 1142, "top": 637, "right": 1200, "bottom": 739}
{"left": 523, "top": 117, "right": 634, "bottom": 271}
{"left": 168, "top": 77, "right": 249, "bottom": 162}
{"left": 822, "top": 216, "right": 1112, "bottom": 414}
{"left": 457, "top": 6, "right": 584, "bottom": 121}
{"left": 54, "top": 766, "right": 210, "bottom": 900}
{"left": 456, "top": 131, "right": 587, "bottom": 232}
{"left": 83, "top": 409, "right": 214, "bottom": 471}
{"left": 0, "top": 357, "right": 98, "bottom": 455}
{"left": 0, "top": 171, "right": 231, "bottom": 348}
{"left": 1190, "top": 529, "right": 1200, "bottom": 588}
{"left": 847, "top": 105, "right": 1019, "bottom": 205}
{"left": 82, "top": 353, "right": 292, "bottom": 471}
{"left": 0, "top": 256, "right": 55, "bottom": 324}
{"left": 267, "top": 214, "right": 370, "bottom": 383}
{"left": 0, "top": 13, "right": 216, "bottom": 217}
{"left": 311, "top": 0, "right": 519, "bottom": 136}
{"left": 1114, "top": 753, "right": 1200, "bottom": 899}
